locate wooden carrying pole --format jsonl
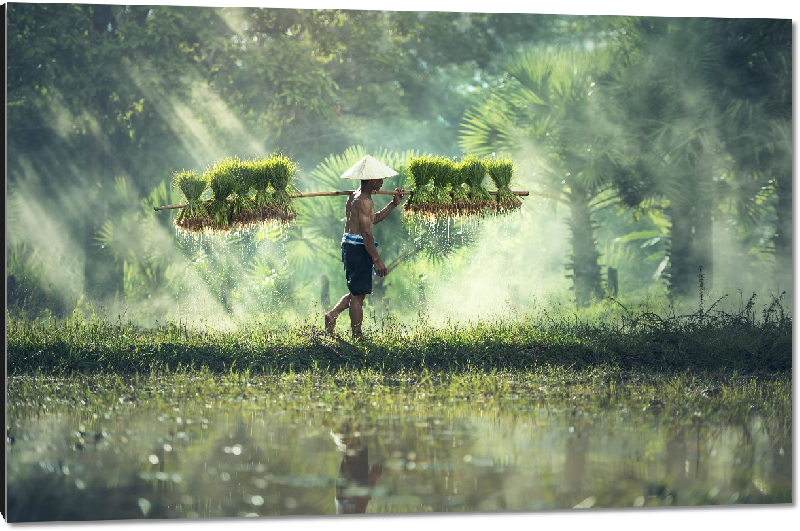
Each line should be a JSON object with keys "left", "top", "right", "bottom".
{"left": 154, "top": 189, "right": 530, "bottom": 211}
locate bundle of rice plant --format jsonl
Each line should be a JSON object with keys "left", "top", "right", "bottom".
{"left": 245, "top": 157, "right": 277, "bottom": 210}
{"left": 206, "top": 157, "right": 240, "bottom": 228}
{"left": 227, "top": 159, "right": 258, "bottom": 226}
{"left": 240, "top": 157, "right": 280, "bottom": 225}
{"left": 461, "top": 155, "right": 494, "bottom": 215}
{"left": 268, "top": 153, "right": 298, "bottom": 223}
{"left": 173, "top": 169, "right": 210, "bottom": 232}
{"left": 451, "top": 161, "right": 472, "bottom": 216}
{"left": 486, "top": 157, "right": 521, "bottom": 212}
{"left": 429, "top": 156, "right": 454, "bottom": 209}
{"left": 404, "top": 156, "right": 436, "bottom": 216}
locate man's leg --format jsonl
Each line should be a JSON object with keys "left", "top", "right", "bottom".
{"left": 325, "top": 293, "right": 351, "bottom": 335}
{"left": 349, "top": 294, "right": 366, "bottom": 339}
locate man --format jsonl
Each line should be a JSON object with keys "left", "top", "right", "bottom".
{"left": 324, "top": 169, "right": 405, "bottom": 339}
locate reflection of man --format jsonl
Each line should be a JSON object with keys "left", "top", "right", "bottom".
{"left": 331, "top": 425, "right": 382, "bottom": 514}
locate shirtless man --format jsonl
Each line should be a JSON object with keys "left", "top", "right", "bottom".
{"left": 324, "top": 178, "right": 405, "bottom": 339}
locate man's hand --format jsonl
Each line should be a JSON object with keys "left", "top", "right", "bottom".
{"left": 369, "top": 463, "right": 383, "bottom": 485}
{"left": 374, "top": 258, "right": 388, "bottom": 277}
{"left": 391, "top": 188, "right": 406, "bottom": 206}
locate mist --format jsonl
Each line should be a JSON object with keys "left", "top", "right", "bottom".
{"left": 6, "top": 5, "right": 791, "bottom": 329}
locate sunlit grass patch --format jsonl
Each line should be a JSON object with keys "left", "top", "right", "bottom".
{"left": 6, "top": 299, "right": 792, "bottom": 375}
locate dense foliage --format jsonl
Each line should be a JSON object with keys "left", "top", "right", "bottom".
{"left": 6, "top": 5, "right": 792, "bottom": 320}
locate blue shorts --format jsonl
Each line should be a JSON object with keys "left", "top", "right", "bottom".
{"left": 342, "top": 243, "right": 374, "bottom": 296}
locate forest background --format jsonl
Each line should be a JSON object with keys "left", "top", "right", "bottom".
{"left": 6, "top": 0, "right": 794, "bottom": 329}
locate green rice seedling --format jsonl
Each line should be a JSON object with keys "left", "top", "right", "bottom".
{"left": 229, "top": 160, "right": 257, "bottom": 226}
{"left": 206, "top": 157, "right": 241, "bottom": 228}
{"left": 404, "top": 156, "right": 436, "bottom": 217}
{"left": 173, "top": 170, "right": 209, "bottom": 232}
{"left": 245, "top": 157, "right": 277, "bottom": 210}
{"left": 461, "top": 155, "right": 494, "bottom": 215}
{"left": 429, "top": 156, "right": 454, "bottom": 210}
{"left": 486, "top": 156, "right": 521, "bottom": 212}
{"left": 269, "top": 153, "right": 298, "bottom": 223}
{"left": 451, "top": 161, "right": 472, "bottom": 216}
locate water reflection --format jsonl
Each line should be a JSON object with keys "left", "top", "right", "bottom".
{"left": 330, "top": 421, "right": 383, "bottom": 514}
{"left": 5, "top": 377, "right": 792, "bottom": 521}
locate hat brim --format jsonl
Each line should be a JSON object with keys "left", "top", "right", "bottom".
{"left": 340, "top": 155, "right": 399, "bottom": 180}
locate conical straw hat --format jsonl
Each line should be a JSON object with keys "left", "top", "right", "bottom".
{"left": 340, "top": 155, "right": 398, "bottom": 180}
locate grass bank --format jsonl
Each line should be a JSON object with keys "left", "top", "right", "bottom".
{"left": 7, "top": 302, "right": 791, "bottom": 374}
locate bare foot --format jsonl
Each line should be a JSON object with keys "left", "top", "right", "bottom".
{"left": 324, "top": 312, "right": 336, "bottom": 335}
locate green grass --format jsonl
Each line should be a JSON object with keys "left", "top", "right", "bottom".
{"left": 7, "top": 368, "right": 792, "bottom": 424}
{"left": 7, "top": 302, "right": 791, "bottom": 374}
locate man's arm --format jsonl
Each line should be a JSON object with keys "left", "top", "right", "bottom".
{"left": 373, "top": 189, "right": 405, "bottom": 224}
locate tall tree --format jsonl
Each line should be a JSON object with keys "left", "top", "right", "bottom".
{"left": 603, "top": 17, "right": 792, "bottom": 298}
{"left": 460, "top": 49, "right": 625, "bottom": 306}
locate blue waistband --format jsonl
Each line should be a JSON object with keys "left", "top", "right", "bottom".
{"left": 342, "top": 233, "right": 378, "bottom": 247}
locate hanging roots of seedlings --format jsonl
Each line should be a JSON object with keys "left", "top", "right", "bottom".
{"left": 487, "top": 157, "right": 522, "bottom": 213}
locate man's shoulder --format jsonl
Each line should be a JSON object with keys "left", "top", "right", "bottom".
{"left": 352, "top": 193, "right": 374, "bottom": 210}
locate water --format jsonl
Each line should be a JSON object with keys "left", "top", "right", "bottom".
{"left": 6, "top": 375, "right": 791, "bottom": 521}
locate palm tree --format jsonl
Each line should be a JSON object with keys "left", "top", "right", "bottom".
{"left": 460, "top": 48, "right": 624, "bottom": 306}
{"left": 712, "top": 19, "right": 792, "bottom": 292}
{"left": 603, "top": 17, "right": 791, "bottom": 298}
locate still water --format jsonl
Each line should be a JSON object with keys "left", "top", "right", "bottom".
{"left": 6, "top": 373, "right": 791, "bottom": 521}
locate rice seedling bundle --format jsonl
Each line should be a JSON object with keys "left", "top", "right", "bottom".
{"left": 206, "top": 157, "right": 250, "bottom": 230}
{"left": 429, "top": 156, "right": 455, "bottom": 209}
{"left": 173, "top": 170, "right": 210, "bottom": 232}
{"left": 239, "top": 157, "right": 284, "bottom": 227}
{"left": 268, "top": 154, "right": 298, "bottom": 223}
{"left": 461, "top": 155, "right": 494, "bottom": 214}
{"left": 487, "top": 157, "right": 522, "bottom": 212}
{"left": 228, "top": 160, "right": 257, "bottom": 225}
{"left": 161, "top": 153, "right": 527, "bottom": 234}
{"left": 404, "top": 156, "right": 433, "bottom": 215}
{"left": 451, "top": 161, "right": 471, "bottom": 211}
{"left": 245, "top": 158, "right": 276, "bottom": 210}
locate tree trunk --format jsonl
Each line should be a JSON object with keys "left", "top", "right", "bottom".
{"left": 694, "top": 200, "right": 713, "bottom": 292}
{"left": 667, "top": 202, "right": 695, "bottom": 298}
{"left": 667, "top": 171, "right": 714, "bottom": 299}
{"left": 567, "top": 184, "right": 603, "bottom": 307}
{"left": 773, "top": 171, "right": 792, "bottom": 294}
{"left": 321, "top": 275, "right": 330, "bottom": 309}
